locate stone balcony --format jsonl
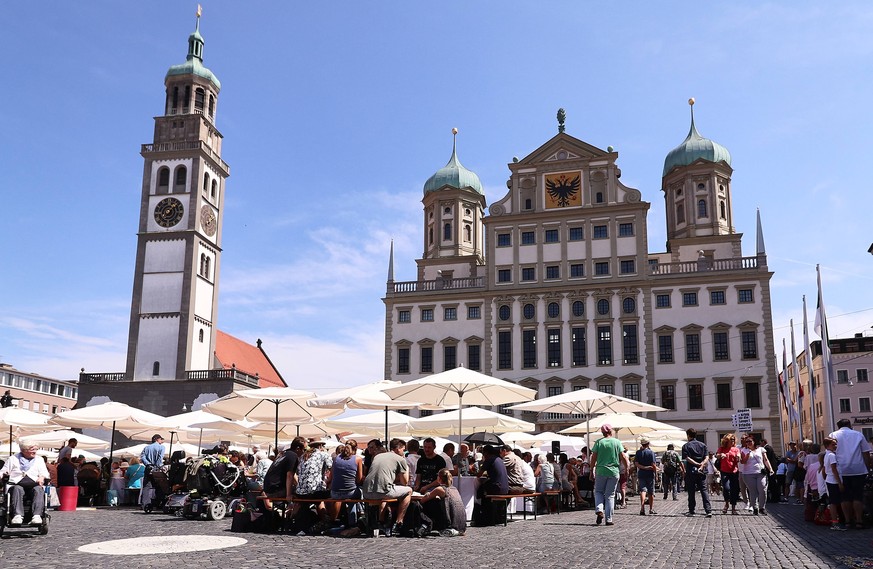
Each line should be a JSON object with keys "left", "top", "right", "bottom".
{"left": 79, "top": 366, "right": 260, "bottom": 387}
{"left": 388, "top": 276, "right": 486, "bottom": 295}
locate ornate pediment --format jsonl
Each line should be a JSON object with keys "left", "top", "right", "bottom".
{"left": 515, "top": 133, "right": 610, "bottom": 166}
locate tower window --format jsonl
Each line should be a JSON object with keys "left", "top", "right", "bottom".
{"left": 444, "top": 207, "right": 451, "bottom": 214}
{"left": 720, "top": 200, "right": 726, "bottom": 219}
{"left": 596, "top": 192, "right": 604, "bottom": 203}
{"left": 676, "top": 203, "right": 685, "bottom": 224}
{"left": 697, "top": 183, "right": 706, "bottom": 191}
{"left": 208, "top": 94, "right": 215, "bottom": 118}
{"left": 183, "top": 86, "right": 191, "bottom": 112}
{"left": 194, "top": 88, "right": 205, "bottom": 113}
{"left": 698, "top": 199, "right": 708, "bottom": 218}
{"left": 152, "top": 361, "right": 160, "bottom": 376}
{"left": 172, "top": 87, "right": 179, "bottom": 113}
{"left": 464, "top": 224, "right": 471, "bottom": 242}
{"left": 203, "top": 173, "right": 209, "bottom": 195}
{"left": 211, "top": 179, "right": 217, "bottom": 200}
{"left": 443, "top": 223, "right": 451, "bottom": 241}
{"left": 174, "top": 166, "right": 187, "bottom": 193}
{"left": 198, "top": 329, "right": 204, "bottom": 343}
{"left": 524, "top": 198, "right": 532, "bottom": 210}
{"left": 157, "top": 167, "right": 170, "bottom": 194}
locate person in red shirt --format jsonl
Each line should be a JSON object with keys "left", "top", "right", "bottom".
{"left": 715, "top": 433, "right": 741, "bottom": 515}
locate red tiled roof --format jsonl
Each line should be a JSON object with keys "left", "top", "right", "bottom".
{"left": 214, "top": 330, "right": 286, "bottom": 388}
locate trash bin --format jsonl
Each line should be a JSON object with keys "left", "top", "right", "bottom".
{"left": 58, "top": 485, "right": 78, "bottom": 511}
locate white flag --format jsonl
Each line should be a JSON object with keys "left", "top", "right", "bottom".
{"left": 814, "top": 265, "right": 836, "bottom": 385}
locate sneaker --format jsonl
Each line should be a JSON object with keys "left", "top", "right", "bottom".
{"left": 640, "top": 509, "right": 646, "bottom": 516}
{"left": 605, "top": 521, "right": 614, "bottom": 526}
{"left": 596, "top": 511, "right": 603, "bottom": 525}
{"left": 649, "top": 510, "right": 658, "bottom": 515}
{"left": 685, "top": 512, "right": 695, "bottom": 517}
{"left": 760, "top": 509, "right": 767, "bottom": 516}
{"left": 705, "top": 512, "right": 712, "bottom": 518}
{"left": 30, "top": 515, "right": 42, "bottom": 525}
{"left": 391, "top": 522, "right": 403, "bottom": 537}
{"left": 440, "top": 528, "right": 460, "bottom": 537}
{"left": 10, "top": 515, "right": 23, "bottom": 525}
{"left": 753, "top": 508, "right": 759, "bottom": 515}
{"left": 830, "top": 524, "right": 847, "bottom": 531}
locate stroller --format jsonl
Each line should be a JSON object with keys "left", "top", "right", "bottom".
{"left": 179, "top": 454, "right": 246, "bottom": 521}
{"left": 0, "top": 476, "right": 49, "bottom": 537}
{"left": 159, "top": 451, "right": 191, "bottom": 516}
{"left": 141, "top": 466, "right": 171, "bottom": 513}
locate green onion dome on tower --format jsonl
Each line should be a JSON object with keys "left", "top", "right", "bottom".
{"left": 423, "top": 129, "right": 483, "bottom": 195}
{"left": 165, "top": 16, "right": 221, "bottom": 90}
{"left": 663, "top": 99, "right": 730, "bottom": 176}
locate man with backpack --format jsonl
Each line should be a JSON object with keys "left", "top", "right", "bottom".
{"left": 661, "top": 443, "right": 682, "bottom": 500}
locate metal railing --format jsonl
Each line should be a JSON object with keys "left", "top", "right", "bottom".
{"left": 141, "top": 140, "right": 229, "bottom": 173}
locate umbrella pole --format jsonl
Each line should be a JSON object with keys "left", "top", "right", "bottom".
{"left": 8, "top": 425, "right": 12, "bottom": 457}
{"left": 458, "top": 392, "right": 464, "bottom": 448}
{"left": 197, "top": 428, "right": 203, "bottom": 454}
{"left": 108, "top": 420, "right": 116, "bottom": 473}
{"left": 274, "top": 401, "right": 279, "bottom": 454}
{"left": 168, "top": 431, "right": 174, "bottom": 460}
{"left": 384, "top": 406, "right": 389, "bottom": 443}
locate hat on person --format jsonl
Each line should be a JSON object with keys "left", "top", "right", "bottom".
{"left": 639, "top": 436, "right": 650, "bottom": 445}
{"left": 120, "top": 461, "right": 130, "bottom": 468}
{"left": 600, "top": 424, "right": 612, "bottom": 435}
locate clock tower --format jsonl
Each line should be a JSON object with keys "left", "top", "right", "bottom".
{"left": 125, "top": 15, "right": 229, "bottom": 381}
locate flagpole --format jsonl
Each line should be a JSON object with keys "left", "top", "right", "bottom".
{"left": 790, "top": 319, "right": 803, "bottom": 441}
{"left": 802, "top": 296, "right": 817, "bottom": 443}
{"left": 782, "top": 338, "right": 791, "bottom": 446}
{"left": 815, "top": 264, "right": 837, "bottom": 433}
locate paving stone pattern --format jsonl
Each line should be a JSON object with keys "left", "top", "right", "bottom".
{"left": 1, "top": 498, "right": 869, "bottom": 569}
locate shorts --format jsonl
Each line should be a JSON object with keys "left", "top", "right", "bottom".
{"left": 294, "top": 490, "right": 331, "bottom": 500}
{"left": 841, "top": 475, "right": 866, "bottom": 502}
{"left": 331, "top": 488, "right": 362, "bottom": 500}
{"left": 826, "top": 482, "right": 842, "bottom": 504}
{"left": 637, "top": 476, "right": 655, "bottom": 495}
{"left": 363, "top": 485, "right": 411, "bottom": 500}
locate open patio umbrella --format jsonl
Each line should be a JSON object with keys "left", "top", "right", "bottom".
{"left": 499, "top": 431, "right": 551, "bottom": 449}
{"left": 410, "top": 406, "right": 535, "bottom": 438}
{"left": 0, "top": 407, "right": 57, "bottom": 457}
{"left": 384, "top": 366, "right": 537, "bottom": 446}
{"left": 536, "top": 432, "right": 588, "bottom": 455}
{"left": 309, "top": 380, "right": 449, "bottom": 441}
{"left": 510, "top": 388, "right": 666, "bottom": 450}
{"left": 321, "top": 409, "right": 417, "bottom": 439}
{"left": 201, "top": 387, "right": 342, "bottom": 452}
{"left": 560, "top": 412, "right": 681, "bottom": 437}
{"left": 109, "top": 441, "right": 201, "bottom": 459}
{"left": 18, "top": 429, "right": 109, "bottom": 451}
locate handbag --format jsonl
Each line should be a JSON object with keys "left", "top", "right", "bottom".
{"left": 16, "top": 476, "right": 38, "bottom": 490}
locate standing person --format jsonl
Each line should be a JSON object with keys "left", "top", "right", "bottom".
{"left": 140, "top": 433, "right": 166, "bottom": 505}
{"left": 58, "top": 438, "right": 78, "bottom": 463}
{"left": 361, "top": 438, "right": 412, "bottom": 537}
{"left": 617, "top": 444, "right": 630, "bottom": 508}
{"left": 0, "top": 390, "right": 15, "bottom": 408}
{"left": 739, "top": 436, "right": 772, "bottom": 515}
{"left": 634, "top": 437, "right": 658, "bottom": 516}
{"left": 823, "top": 437, "right": 847, "bottom": 531}
{"left": 681, "top": 428, "right": 712, "bottom": 518}
{"left": 828, "top": 419, "right": 873, "bottom": 530}
{"left": 783, "top": 441, "right": 798, "bottom": 502}
{"left": 0, "top": 443, "right": 49, "bottom": 525}
{"left": 792, "top": 440, "right": 810, "bottom": 504}
{"left": 661, "top": 444, "right": 682, "bottom": 501}
{"left": 760, "top": 438, "right": 779, "bottom": 503}
{"left": 716, "top": 434, "right": 740, "bottom": 515}
{"left": 589, "top": 424, "right": 627, "bottom": 526}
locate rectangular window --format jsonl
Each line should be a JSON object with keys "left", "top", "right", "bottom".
{"left": 593, "top": 225, "right": 608, "bottom": 239}
{"left": 443, "top": 307, "right": 457, "bottom": 321}
{"left": 618, "top": 223, "right": 634, "bottom": 236}
{"left": 521, "top": 231, "right": 536, "bottom": 245}
{"left": 599, "top": 384, "right": 614, "bottom": 394}
{"left": 545, "top": 265, "right": 560, "bottom": 279}
{"left": 738, "top": 288, "right": 754, "bottom": 303}
{"left": 522, "top": 329, "right": 537, "bottom": 368}
{"left": 597, "top": 326, "right": 612, "bottom": 365}
{"left": 443, "top": 345, "right": 457, "bottom": 371}
{"left": 661, "top": 385, "right": 676, "bottom": 410}
{"left": 595, "top": 262, "right": 610, "bottom": 276}
{"left": 570, "top": 263, "right": 584, "bottom": 278}
{"left": 745, "top": 381, "right": 761, "bottom": 408}
{"left": 682, "top": 292, "right": 698, "bottom": 306}
{"left": 468, "top": 344, "right": 481, "bottom": 371}
{"left": 840, "top": 398, "right": 851, "bottom": 413}
{"left": 568, "top": 227, "right": 584, "bottom": 241}
{"left": 858, "top": 369, "right": 869, "bottom": 383}
{"left": 710, "top": 290, "right": 726, "bottom": 305}
{"left": 497, "top": 233, "right": 511, "bottom": 247}
{"left": 716, "top": 383, "right": 732, "bottom": 409}
{"left": 467, "top": 306, "right": 481, "bottom": 319}
{"left": 548, "top": 329, "right": 561, "bottom": 367}
{"left": 656, "top": 294, "right": 671, "bottom": 308}
{"left": 544, "top": 229, "right": 559, "bottom": 243}
{"left": 620, "top": 260, "right": 635, "bottom": 274}
{"left": 837, "top": 370, "right": 850, "bottom": 384}
{"left": 860, "top": 397, "right": 871, "bottom": 413}
{"left": 421, "top": 308, "right": 434, "bottom": 322}
{"left": 658, "top": 335, "right": 674, "bottom": 363}
{"left": 624, "top": 383, "right": 640, "bottom": 401}
{"left": 498, "top": 269, "right": 511, "bottom": 283}
{"left": 498, "top": 331, "right": 512, "bottom": 370}
{"left": 521, "top": 267, "right": 535, "bottom": 281}
{"left": 572, "top": 327, "right": 587, "bottom": 366}
{"left": 713, "top": 332, "right": 729, "bottom": 361}
{"left": 420, "top": 347, "right": 433, "bottom": 373}
{"left": 685, "top": 333, "right": 701, "bottom": 362}
{"left": 545, "top": 386, "right": 564, "bottom": 419}
{"left": 864, "top": 428, "right": 873, "bottom": 442}
{"left": 741, "top": 331, "right": 758, "bottom": 359}
{"left": 623, "top": 324, "right": 638, "bottom": 364}
{"left": 398, "top": 348, "right": 410, "bottom": 374}
{"left": 689, "top": 384, "right": 704, "bottom": 410}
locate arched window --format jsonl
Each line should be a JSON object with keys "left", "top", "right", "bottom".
{"left": 194, "top": 88, "right": 205, "bottom": 113}
{"left": 211, "top": 179, "right": 217, "bottom": 199}
{"left": 152, "top": 361, "right": 160, "bottom": 376}
{"left": 157, "top": 167, "right": 170, "bottom": 194}
{"left": 198, "top": 329, "right": 204, "bottom": 343}
{"left": 205, "top": 256, "right": 210, "bottom": 279}
{"left": 676, "top": 202, "right": 685, "bottom": 224}
{"left": 202, "top": 173, "right": 209, "bottom": 195}
{"left": 444, "top": 223, "right": 451, "bottom": 241}
{"left": 183, "top": 86, "right": 191, "bottom": 112}
{"left": 199, "top": 254, "right": 207, "bottom": 276}
{"left": 698, "top": 199, "right": 708, "bottom": 218}
{"left": 428, "top": 227, "right": 433, "bottom": 245}
{"left": 697, "top": 183, "right": 706, "bottom": 192}
{"left": 171, "top": 87, "right": 179, "bottom": 113}
{"left": 525, "top": 198, "right": 532, "bottom": 210}
{"left": 720, "top": 200, "right": 726, "bottom": 219}
{"left": 596, "top": 192, "right": 604, "bottom": 203}
{"left": 464, "top": 224, "right": 471, "bottom": 242}
{"left": 174, "top": 166, "right": 187, "bottom": 193}
{"left": 208, "top": 94, "right": 215, "bottom": 119}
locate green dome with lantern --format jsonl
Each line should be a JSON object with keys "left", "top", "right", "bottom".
{"left": 423, "top": 130, "right": 483, "bottom": 195}
{"left": 663, "top": 99, "right": 730, "bottom": 176}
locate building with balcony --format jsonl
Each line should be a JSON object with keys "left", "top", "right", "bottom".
{"left": 383, "top": 105, "right": 780, "bottom": 450}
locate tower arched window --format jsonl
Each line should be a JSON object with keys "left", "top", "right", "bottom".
{"left": 720, "top": 200, "right": 726, "bottom": 219}
{"left": 198, "top": 329, "right": 204, "bottom": 343}
{"left": 205, "top": 256, "right": 211, "bottom": 280}
{"left": 200, "top": 254, "right": 207, "bottom": 277}
{"left": 152, "top": 361, "right": 160, "bottom": 376}
{"left": 428, "top": 227, "right": 433, "bottom": 245}
{"left": 676, "top": 202, "right": 685, "bottom": 224}
{"left": 698, "top": 199, "right": 708, "bottom": 218}
{"left": 444, "top": 223, "right": 451, "bottom": 241}
{"left": 464, "top": 224, "right": 471, "bottom": 242}
{"left": 174, "top": 166, "right": 187, "bottom": 193}
{"left": 596, "top": 192, "right": 604, "bottom": 203}
{"left": 211, "top": 179, "right": 217, "bottom": 200}
{"left": 157, "top": 167, "right": 170, "bottom": 194}
{"left": 194, "top": 88, "right": 205, "bottom": 113}
{"left": 171, "top": 87, "right": 179, "bottom": 114}
{"left": 208, "top": 94, "right": 215, "bottom": 119}
{"left": 183, "top": 86, "right": 191, "bottom": 113}
{"left": 202, "top": 173, "right": 210, "bottom": 195}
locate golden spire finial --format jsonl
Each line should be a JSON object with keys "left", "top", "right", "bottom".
{"left": 688, "top": 97, "right": 695, "bottom": 106}
{"left": 197, "top": 4, "right": 203, "bottom": 18}
{"left": 452, "top": 127, "right": 458, "bottom": 135}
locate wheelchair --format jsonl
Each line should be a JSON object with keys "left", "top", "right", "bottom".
{"left": 0, "top": 475, "right": 50, "bottom": 537}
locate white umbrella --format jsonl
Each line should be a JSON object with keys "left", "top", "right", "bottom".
{"left": 155, "top": 410, "right": 262, "bottom": 452}
{"left": 202, "top": 387, "right": 342, "bottom": 452}
{"left": 510, "top": 388, "right": 666, "bottom": 449}
{"left": 499, "top": 431, "right": 551, "bottom": 448}
{"left": 322, "top": 410, "right": 417, "bottom": 439}
{"left": 559, "top": 412, "right": 681, "bottom": 437}
{"left": 411, "top": 407, "right": 535, "bottom": 437}
{"left": 18, "top": 429, "right": 109, "bottom": 451}
{"left": 383, "top": 366, "right": 537, "bottom": 446}
{"left": 0, "top": 407, "right": 57, "bottom": 457}
{"left": 537, "top": 433, "right": 588, "bottom": 455}
{"left": 109, "top": 442, "right": 201, "bottom": 459}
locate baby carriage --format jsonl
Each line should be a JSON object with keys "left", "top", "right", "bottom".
{"left": 141, "top": 467, "right": 171, "bottom": 513}
{"left": 180, "top": 454, "right": 245, "bottom": 521}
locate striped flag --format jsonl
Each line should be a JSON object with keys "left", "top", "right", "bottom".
{"left": 802, "top": 296, "right": 814, "bottom": 397}
{"left": 790, "top": 320, "right": 802, "bottom": 427}
{"left": 814, "top": 265, "right": 836, "bottom": 385}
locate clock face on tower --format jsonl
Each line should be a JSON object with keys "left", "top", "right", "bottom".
{"left": 200, "top": 205, "right": 217, "bottom": 236}
{"left": 154, "top": 197, "right": 184, "bottom": 228}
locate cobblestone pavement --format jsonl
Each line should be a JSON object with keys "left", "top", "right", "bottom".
{"left": 1, "top": 496, "right": 870, "bottom": 569}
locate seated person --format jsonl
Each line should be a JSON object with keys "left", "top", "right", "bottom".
{"left": 362, "top": 438, "right": 412, "bottom": 536}
{"left": 0, "top": 443, "right": 50, "bottom": 525}
{"left": 260, "top": 437, "right": 305, "bottom": 511}
{"left": 419, "top": 468, "right": 466, "bottom": 535}
{"left": 477, "top": 444, "right": 509, "bottom": 496}
{"left": 415, "top": 438, "right": 446, "bottom": 493}
{"left": 290, "top": 441, "right": 333, "bottom": 531}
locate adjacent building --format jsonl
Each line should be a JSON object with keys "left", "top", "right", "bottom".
{"left": 0, "top": 363, "right": 78, "bottom": 415}
{"left": 383, "top": 105, "right": 780, "bottom": 450}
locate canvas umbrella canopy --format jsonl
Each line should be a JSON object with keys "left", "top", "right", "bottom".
{"left": 109, "top": 441, "right": 201, "bottom": 459}
{"left": 559, "top": 412, "right": 681, "bottom": 437}
{"left": 18, "top": 429, "right": 109, "bottom": 451}
{"left": 410, "top": 406, "right": 535, "bottom": 438}
{"left": 309, "top": 380, "right": 450, "bottom": 441}
{"left": 510, "top": 388, "right": 666, "bottom": 450}
{"left": 152, "top": 410, "right": 264, "bottom": 454}
{"left": 499, "top": 431, "right": 551, "bottom": 449}
{"left": 0, "top": 407, "right": 58, "bottom": 457}
{"left": 321, "top": 409, "right": 417, "bottom": 439}
{"left": 383, "top": 366, "right": 537, "bottom": 446}
{"left": 201, "top": 387, "right": 342, "bottom": 452}
{"left": 537, "top": 433, "right": 588, "bottom": 455}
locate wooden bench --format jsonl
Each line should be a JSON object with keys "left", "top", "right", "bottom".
{"left": 542, "top": 489, "right": 562, "bottom": 514}
{"left": 484, "top": 492, "right": 541, "bottom": 525}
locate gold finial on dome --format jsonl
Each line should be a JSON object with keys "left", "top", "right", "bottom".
{"left": 688, "top": 97, "right": 695, "bottom": 106}
{"left": 452, "top": 127, "right": 458, "bottom": 135}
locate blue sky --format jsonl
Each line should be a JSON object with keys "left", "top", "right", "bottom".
{"left": 1, "top": 2, "right": 872, "bottom": 392}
